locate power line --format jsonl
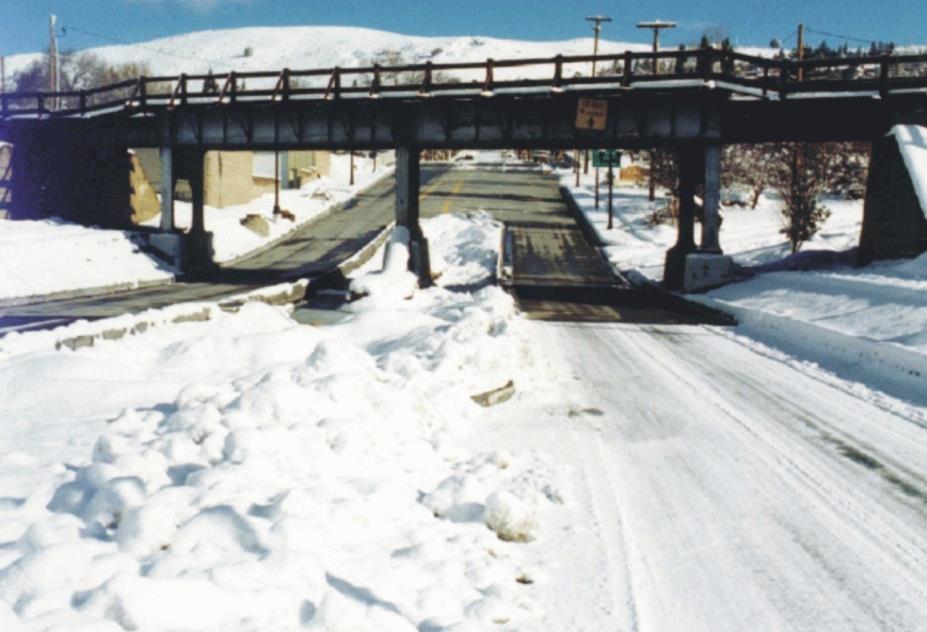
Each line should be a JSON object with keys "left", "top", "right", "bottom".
{"left": 805, "top": 27, "right": 873, "bottom": 45}
{"left": 60, "top": 24, "right": 228, "bottom": 68}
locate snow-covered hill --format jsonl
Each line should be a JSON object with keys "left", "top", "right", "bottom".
{"left": 3, "top": 26, "right": 660, "bottom": 80}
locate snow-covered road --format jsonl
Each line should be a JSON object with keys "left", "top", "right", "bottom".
{"left": 504, "top": 320, "right": 927, "bottom": 631}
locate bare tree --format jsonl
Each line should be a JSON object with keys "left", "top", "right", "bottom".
{"left": 775, "top": 143, "right": 833, "bottom": 253}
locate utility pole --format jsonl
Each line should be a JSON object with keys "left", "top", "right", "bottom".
{"left": 273, "top": 150, "right": 282, "bottom": 215}
{"left": 585, "top": 15, "right": 611, "bottom": 207}
{"left": 637, "top": 20, "right": 676, "bottom": 201}
{"left": 797, "top": 23, "right": 805, "bottom": 81}
{"left": 49, "top": 14, "right": 59, "bottom": 111}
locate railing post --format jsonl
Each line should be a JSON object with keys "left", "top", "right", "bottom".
{"left": 779, "top": 59, "right": 790, "bottom": 99}
{"left": 623, "top": 50, "right": 633, "bottom": 87}
{"left": 229, "top": 71, "right": 237, "bottom": 103}
{"left": 37, "top": 94, "right": 44, "bottom": 116}
{"left": 180, "top": 73, "right": 188, "bottom": 105}
{"left": 482, "top": 58, "right": 494, "bottom": 96}
{"left": 369, "top": 63, "right": 381, "bottom": 98}
{"left": 282, "top": 68, "right": 290, "bottom": 101}
{"left": 419, "top": 61, "right": 433, "bottom": 96}
{"left": 139, "top": 78, "right": 147, "bottom": 107}
{"left": 79, "top": 91, "right": 87, "bottom": 115}
{"left": 879, "top": 56, "right": 890, "bottom": 98}
{"left": 762, "top": 66, "right": 769, "bottom": 97}
{"left": 701, "top": 47, "right": 714, "bottom": 82}
{"left": 552, "top": 54, "right": 563, "bottom": 92}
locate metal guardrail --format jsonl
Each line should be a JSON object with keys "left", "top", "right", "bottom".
{"left": 2, "top": 46, "right": 926, "bottom": 120}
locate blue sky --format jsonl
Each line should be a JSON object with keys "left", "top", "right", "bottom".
{"left": 2, "top": 0, "right": 923, "bottom": 57}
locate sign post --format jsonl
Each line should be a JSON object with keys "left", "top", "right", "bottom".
{"left": 593, "top": 150, "right": 620, "bottom": 229}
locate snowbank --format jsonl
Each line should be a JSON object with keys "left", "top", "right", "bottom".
{"left": 891, "top": 125, "right": 927, "bottom": 219}
{"left": 0, "top": 218, "right": 175, "bottom": 302}
{"left": 0, "top": 213, "right": 562, "bottom": 631}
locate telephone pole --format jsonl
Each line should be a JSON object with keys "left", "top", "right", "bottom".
{"left": 49, "top": 14, "right": 60, "bottom": 110}
{"left": 637, "top": 20, "right": 676, "bottom": 201}
{"left": 797, "top": 23, "right": 805, "bottom": 81}
{"left": 585, "top": 15, "right": 611, "bottom": 206}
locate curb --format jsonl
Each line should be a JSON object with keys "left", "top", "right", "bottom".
{"left": 0, "top": 277, "right": 175, "bottom": 309}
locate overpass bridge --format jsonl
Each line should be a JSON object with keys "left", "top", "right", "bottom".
{"left": 2, "top": 47, "right": 926, "bottom": 285}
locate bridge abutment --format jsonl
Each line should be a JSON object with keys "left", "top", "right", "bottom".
{"left": 395, "top": 145, "right": 432, "bottom": 287}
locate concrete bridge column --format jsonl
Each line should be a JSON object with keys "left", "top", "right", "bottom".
{"left": 663, "top": 146, "right": 701, "bottom": 289}
{"left": 395, "top": 145, "right": 432, "bottom": 287}
{"left": 700, "top": 141, "right": 723, "bottom": 254}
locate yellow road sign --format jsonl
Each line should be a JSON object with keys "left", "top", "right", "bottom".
{"left": 576, "top": 98, "right": 608, "bottom": 131}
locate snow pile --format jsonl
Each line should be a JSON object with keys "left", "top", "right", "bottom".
{"left": 891, "top": 125, "right": 927, "bottom": 218}
{"left": 349, "top": 226, "right": 418, "bottom": 301}
{"left": 0, "top": 218, "right": 175, "bottom": 302}
{"left": 0, "top": 214, "right": 562, "bottom": 631}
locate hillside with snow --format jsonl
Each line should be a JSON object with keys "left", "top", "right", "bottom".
{"left": 5, "top": 25, "right": 761, "bottom": 83}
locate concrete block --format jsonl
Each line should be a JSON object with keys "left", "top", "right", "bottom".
{"left": 684, "top": 253, "right": 734, "bottom": 293}
{"left": 146, "top": 231, "right": 215, "bottom": 272}
{"left": 147, "top": 232, "right": 187, "bottom": 268}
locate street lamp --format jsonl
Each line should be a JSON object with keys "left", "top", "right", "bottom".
{"left": 637, "top": 20, "right": 676, "bottom": 201}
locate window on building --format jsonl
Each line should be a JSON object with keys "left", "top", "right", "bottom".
{"left": 253, "top": 151, "right": 278, "bottom": 179}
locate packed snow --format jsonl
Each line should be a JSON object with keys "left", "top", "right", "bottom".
{"left": 0, "top": 212, "right": 567, "bottom": 631}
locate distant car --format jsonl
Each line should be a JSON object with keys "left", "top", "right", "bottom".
{"left": 457, "top": 153, "right": 474, "bottom": 161}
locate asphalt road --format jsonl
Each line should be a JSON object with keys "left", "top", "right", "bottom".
{"left": 0, "top": 158, "right": 707, "bottom": 335}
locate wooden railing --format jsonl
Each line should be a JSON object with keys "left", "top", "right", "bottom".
{"left": 2, "top": 47, "right": 926, "bottom": 119}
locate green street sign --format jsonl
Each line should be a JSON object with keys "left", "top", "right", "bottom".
{"left": 592, "top": 149, "right": 620, "bottom": 168}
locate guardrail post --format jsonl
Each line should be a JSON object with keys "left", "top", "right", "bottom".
{"left": 282, "top": 68, "right": 290, "bottom": 101}
{"left": 37, "top": 94, "right": 45, "bottom": 117}
{"left": 229, "top": 71, "right": 237, "bottom": 103}
{"left": 180, "top": 74, "right": 188, "bottom": 105}
{"left": 623, "top": 50, "right": 633, "bottom": 87}
{"left": 139, "top": 78, "right": 147, "bottom": 107}
{"left": 762, "top": 66, "right": 769, "bottom": 97}
{"left": 79, "top": 91, "right": 87, "bottom": 115}
{"left": 325, "top": 67, "right": 341, "bottom": 100}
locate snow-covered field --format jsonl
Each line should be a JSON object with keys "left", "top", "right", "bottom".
{"left": 0, "top": 213, "right": 568, "bottom": 631}
{"left": 144, "top": 152, "right": 394, "bottom": 263}
{"left": 0, "top": 219, "right": 175, "bottom": 303}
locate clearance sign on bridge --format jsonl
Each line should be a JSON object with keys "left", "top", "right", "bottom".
{"left": 576, "top": 98, "right": 608, "bottom": 131}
